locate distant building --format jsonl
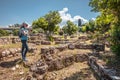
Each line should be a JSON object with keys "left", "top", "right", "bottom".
{"left": 78, "top": 19, "right": 81, "bottom": 27}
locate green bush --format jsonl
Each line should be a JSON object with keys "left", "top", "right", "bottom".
{"left": 111, "top": 44, "right": 120, "bottom": 58}
{"left": 110, "top": 24, "right": 120, "bottom": 58}
{"left": 48, "top": 36, "right": 54, "bottom": 42}
{"left": 0, "top": 29, "right": 9, "bottom": 37}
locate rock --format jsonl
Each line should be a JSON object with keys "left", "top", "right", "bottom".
{"left": 28, "top": 46, "right": 37, "bottom": 53}
{"left": 1, "top": 50, "right": 7, "bottom": 57}
{"left": 41, "top": 53, "right": 53, "bottom": 61}
{"left": 68, "top": 44, "right": 75, "bottom": 50}
{"left": 9, "top": 48, "right": 16, "bottom": 56}
{"left": 111, "top": 76, "right": 120, "bottom": 80}
{"left": 46, "top": 60, "right": 55, "bottom": 71}
{"left": 26, "top": 75, "right": 32, "bottom": 80}
{"left": 56, "top": 45, "right": 68, "bottom": 52}
{"left": 36, "top": 60, "right": 46, "bottom": 67}
{"left": 41, "top": 47, "right": 49, "bottom": 54}
{"left": 19, "top": 71, "right": 24, "bottom": 75}
{"left": 47, "top": 58, "right": 64, "bottom": 71}
{"left": 63, "top": 55, "right": 75, "bottom": 67}
{"left": 41, "top": 41, "right": 51, "bottom": 45}
{"left": 49, "top": 46, "right": 58, "bottom": 54}
{"left": 30, "top": 65, "right": 37, "bottom": 72}
{"left": 37, "top": 75, "right": 44, "bottom": 80}
{"left": 75, "top": 54, "right": 87, "bottom": 62}
{"left": 16, "top": 64, "right": 19, "bottom": 68}
{"left": 11, "top": 67, "right": 16, "bottom": 71}
{"left": 92, "top": 43, "right": 105, "bottom": 52}
{"left": 54, "top": 58, "right": 64, "bottom": 70}
{"left": 30, "top": 60, "right": 48, "bottom": 75}
{"left": 36, "top": 65, "right": 48, "bottom": 75}
{"left": 20, "top": 77, "right": 25, "bottom": 80}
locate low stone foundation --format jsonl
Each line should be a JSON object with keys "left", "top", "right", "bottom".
{"left": 30, "top": 53, "right": 88, "bottom": 76}
{"left": 0, "top": 48, "right": 21, "bottom": 60}
{"left": 0, "top": 46, "right": 37, "bottom": 60}
{"left": 41, "top": 41, "right": 51, "bottom": 45}
{"left": 0, "top": 37, "right": 20, "bottom": 45}
{"left": 88, "top": 55, "right": 120, "bottom": 80}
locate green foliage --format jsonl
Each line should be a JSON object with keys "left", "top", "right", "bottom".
{"left": 44, "top": 11, "right": 62, "bottom": 34}
{"left": 0, "top": 29, "right": 9, "bottom": 37}
{"left": 81, "top": 25, "right": 87, "bottom": 32}
{"left": 89, "top": 0, "right": 120, "bottom": 58}
{"left": 53, "top": 25, "right": 60, "bottom": 34}
{"left": 110, "top": 24, "right": 120, "bottom": 58}
{"left": 32, "top": 29, "right": 39, "bottom": 34}
{"left": 80, "top": 20, "right": 96, "bottom": 33}
{"left": 62, "top": 20, "right": 78, "bottom": 35}
{"left": 12, "top": 29, "right": 19, "bottom": 36}
{"left": 32, "top": 28, "right": 44, "bottom": 34}
{"left": 32, "top": 11, "right": 61, "bottom": 35}
{"left": 48, "top": 36, "right": 54, "bottom": 42}
{"left": 32, "top": 17, "right": 48, "bottom": 32}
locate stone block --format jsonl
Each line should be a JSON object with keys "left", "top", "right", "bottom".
{"left": 63, "top": 55, "right": 75, "bottom": 67}
{"left": 41, "top": 41, "right": 51, "bottom": 45}
{"left": 74, "top": 54, "right": 87, "bottom": 62}
{"left": 68, "top": 44, "right": 75, "bottom": 50}
{"left": 41, "top": 47, "right": 49, "bottom": 54}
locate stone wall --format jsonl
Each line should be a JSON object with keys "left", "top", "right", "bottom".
{"left": 0, "top": 46, "right": 37, "bottom": 60}
{"left": 78, "top": 36, "right": 89, "bottom": 41}
{"left": 30, "top": 53, "right": 88, "bottom": 76}
{"left": 40, "top": 43, "right": 105, "bottom": 55}
{"left": 0, "top": 48, "right": 21, "bottom": 60}
{"left": 0, "top": 37, "right": 21, "bottom": 45}
{"left": 88, "top": 55, "right": 120, "bottom": 80}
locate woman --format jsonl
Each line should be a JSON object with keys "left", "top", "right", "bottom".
{"left": 19, "top": 22, "right": 29, "bottom": 61}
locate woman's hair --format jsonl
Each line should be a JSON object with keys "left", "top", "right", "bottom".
{"left": 20, "top": 22, "right": 28, "bottom": 29}
{"left": 20, "top": 26, "right": 24, "bottom": 29}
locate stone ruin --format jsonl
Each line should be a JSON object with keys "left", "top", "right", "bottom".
{"left": 88, "top": 56, "right": 120, "bottom": 80}
{"left": 1, "top": 35, "right": 118, "bottom": 80}
{"left": 0, "top": 37, "right": 20, "bottom": 45}
{"left": 30, "top": 53, "right": 88, "bottom": 77}
{"left": 0, "top": 45, "right": 37, "bottom": 61}
{"left": 29, "top": 43, "right": 89, "bottom": 79}
{"left": 0, "top": 48, "right": 21, "bottom": 60}
{"left": 28, "top": 42, "right": 113, "bottom": 80}
{"left": 78, "top": 36, "right": 89, "bottom": 41}
{"left": 41, "top": 41, "right": 51, "bottom": 45}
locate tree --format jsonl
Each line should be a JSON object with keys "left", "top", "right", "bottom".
{"left": 32, "top": 11, "right": 62, "bottom": 35}
{"left": 53, "top": 25, "right": 60, "bottom": 34}
{"left": 62, "top": 20, "right": 78, "bottom": 35}
{"left": 89, "top": 0, "right": 120, "bottom": 58}
{"left": 44, "top": 11, "right": 62, "bottom": 35}
{"left": 80, "top": 20, "right": 96, "bottom": 33}
{"left": 32, "top": 17, "right": 48, "bottom": 32}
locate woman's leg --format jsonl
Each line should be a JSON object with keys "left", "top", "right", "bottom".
{"left": 21, "top": 40, "right": 25, "bottom": 60}
{"left": 24, "top": 40, "right": 28, "bottom": 60}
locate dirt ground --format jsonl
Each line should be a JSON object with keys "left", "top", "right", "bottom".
{"left": 0, "top": 46, "right": 96, "bottom": 80}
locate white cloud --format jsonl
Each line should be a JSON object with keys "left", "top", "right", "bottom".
{"left": 91, "top": 18, "right": 96, "bottom": 21}
{"left": 59, "top": 8, "right": 88, "bottom": 27}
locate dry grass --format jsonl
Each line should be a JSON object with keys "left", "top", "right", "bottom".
{"left": 44, "top": 62, "right": 96, "bottom": 80}
{"left": 0, "top": 43, "right": 21, "bottom": 49}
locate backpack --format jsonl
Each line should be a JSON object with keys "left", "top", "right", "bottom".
{"left": 18, "top": 29, "right": 23, "bottom": 38}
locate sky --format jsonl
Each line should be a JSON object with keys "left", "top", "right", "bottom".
{"left": 0, "top": 0, "right": 99, "bottom": 27}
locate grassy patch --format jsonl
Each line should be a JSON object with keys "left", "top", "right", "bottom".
{"left": 0, "top": 43, "right": 21, "bottom": 49}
